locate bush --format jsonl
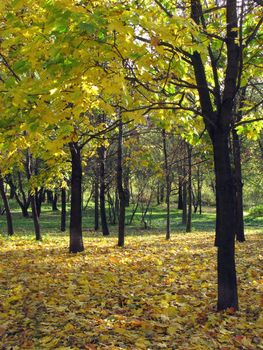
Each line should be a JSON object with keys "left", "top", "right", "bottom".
{"left": 248, "top": 205, "right": 263, "bottom": 218}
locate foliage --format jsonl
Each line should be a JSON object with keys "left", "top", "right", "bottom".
{"left": 0, "top": 232, "right": 262, "bottom": 350}
{"left": 248, "top": 205, "right": 263, "bottom": 218}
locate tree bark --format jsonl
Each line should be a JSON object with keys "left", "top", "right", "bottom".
{"left": 177, "top": 177, "right": 183, "bottom": 210}
{"left": 31, "top": 191, "right": 41, "bottom": 241}
{"left": 197, "top": 166, "right": 202, "bottom": 215}
{"left": 36, "top": 187, "right": 44, "bottom": 217}
{"left": 61, "top": 187, "right": 66, "bottom": 232}
{"left": 190, "top": 0, "right": 239, "bottom": 311}
{"left": 162, "top": 129, "right": 171, "bottom": 240}
{"left": 52, "top": 191, "right": 58, "bottom": 211}
{"left": 117, "top": 111, "right": 125, "bottom": 247}
{"left": 124, "top": 167, "right": 130, "bottom": 207}
{"left": 46, "top": 190, "right": 53, "bottom": 204}
{"left": 94, "top": 170, "right": 99, "bottom": 231}
{"left": 182, "top": 162, "right": 187, "bottom": 225}
{"left": 69, "top": 142, "right": 84, "bottom": 253}
{"left": 213, "top": 131, "right": 238, "bottom": 311}
{"left": 0, "top": 176, "right": 14, "bottom": 236}
{"left": 7, "top": 173, "right": 30, "bottom": 217}
{"left": 232, "top": 129, "right": 245, "bottom": 242}
{"left": 186, "top": 144, "right": 192, "bottom": 233}
{"left": 98, "top": 146, "right": 110, "bottom": 236}
{"left": 160, "top": 184, "right": 165, "bottom": 203}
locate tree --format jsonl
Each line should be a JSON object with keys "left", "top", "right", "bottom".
{"left": 0, "top": 176, "right": 14, "bottom": 236}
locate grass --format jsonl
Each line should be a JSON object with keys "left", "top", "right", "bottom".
{"left": 0, "top": 200, "right": 262, "bottom": 238}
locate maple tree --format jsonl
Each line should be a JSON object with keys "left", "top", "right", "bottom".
{"left": 0, "top": 0, "right": 262, "bottom": 320}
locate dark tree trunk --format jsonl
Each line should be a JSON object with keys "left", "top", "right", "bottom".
{"left": 124, "top": 168, "right": 130, "bottom": 207}
{"left": 156, "top": 182, "right": 160, "bottom": 205}
{"left": 115, "top": 188, "right": 119, "bottom": 221}
{"left": 52, "top": 191, "right": 58, "bottom": 211}
{"left": 108, "top": 192, "right": 116, "bottom": 225}
{"left": 117, "top": 112, "right": 125, "bottom": 247}
{"left": 22, "top": 205, "right": 30, "bottom": 218}
{"left": 9, "top": 185, "right": 15, "bottom": 200}
{"left": 0, "top": 177, "right": 14, "bottom": 236}
{"left": 26, "top": 152, "right": 41, "bottom": 240}
{"left": 186, "top": 144, "right": 192, "bottom": 233}
{"left": 160, "top": 184, "right": 165, "bottom": 203}
{"left": 94, "top": 171, "right": 99, "bottom": 231}
{"left": 182, "top": 163, "right": 187, "bottom": 225}
{"left": 177, "top": 177, "right": 183, "bottom": 210}
{"left": 232, "top": 129, "right": 245, "bottom": 242}
{"left": 31, "top": 192, "right": 41, "bottom": 241}
{"left": 36, "top": 187, "right": 44, "bottom": 217}
{"left": 162, "top": 129, "right": 171, "bottom": 240}
{"left": 189, "top": 0, "right": 240, "bottom": 311}
{"left": 98, "top": 146, "right": 110, "bottom": 236}
{"left": 46, "top": 190, "right": 53, "bottom": 204}
{"left": 197, "top": 166, "right": 202, "bottom": 215}
{"left": 213, "top": 131, "right": 238, "bottom": 311}
{"left": 8, "top": 173, "right": 31, "bottom": 218}
{"left": 69, "top": 142, "right": 84, "bottom": 253}
{"left": 61, "top": 187, "right": 66, "bottom": 232}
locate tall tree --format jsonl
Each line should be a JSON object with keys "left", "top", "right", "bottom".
{"left": 117, "top": 110, "right": 126, "bottom": 247}
{"left": 0, "top": 176, "right": 14, "bottom": 236}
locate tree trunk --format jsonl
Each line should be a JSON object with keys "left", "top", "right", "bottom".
{"left": 162, "top": 129, "right": 170, "bottom": 240}
{"left": 98, "top": 146, "right": 110, "bottom": 236}
{"left": 117, "top": 111, "right": 125, "bottom": 247}
{"left": 156, "top": 182, "right": 160, "bottom": 205}
{"left": 9, "top": 185, "right": 15, "bottom": 200}
{"left": 197, "top": 166, "right": 202, "bottom": 215}
{"left": 52, "top": 191, "right": 58, "bottom": 211}
{"left": 8, "top": 172, "right": 30, "bottom": 217}
{"left": 177, "top": 177, "right": 183, "bottom": 210}
{"left": 182, "top": 162, "right": 187, "bottom": 225}
{"left": 69, "top": 142, "right": 84, "bottom": 253}
{"left": 160, "top": 184, "right": 164, "bottom": 203}
{"left": 36, "top": 187, "right": 44, "bottom": 217}
{"left": 213, "top": 131, "right": 238, "bottom": 311}
{"left": 94, "top": 171, "right": 99, "bottom": 231}
{"left": 0, "top": 177, "right": 14, "bottom": 236}
{"left": 232, "top": 129, "right": 245, "bottom": 242}
{"left": 46, "top": 190, "right": 53, "bottom": 204}
{"left": 186, "top": 144, "right": 192, "bottom": 233}
{"left": 61, "top": 187, "right": 66, "bottom": 232}
{"left": 31, "top": 192, "right": 41, "bottom": 241}
{"left": 124, "top": 170, "right": 130, "bottom": 207}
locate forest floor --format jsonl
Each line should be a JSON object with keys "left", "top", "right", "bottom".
{"left": 0, "top": 225, "right": 262, "bottom": 349}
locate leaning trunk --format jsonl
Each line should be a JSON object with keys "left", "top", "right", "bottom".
{"left": 0, "top": 176, "right": 14, "bottom": 236}
{"left": 69, "top": 142, "right": 84, "bottom": 253}
{"left": 213, "top": 131, "right": 238, "bottom": 311}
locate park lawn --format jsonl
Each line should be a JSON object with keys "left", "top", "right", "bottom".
{"left": 0, "top": 202, "right": 262, "bottom": 236}
{"left": 0, "top": 229, "right": 262, "bottom": 350}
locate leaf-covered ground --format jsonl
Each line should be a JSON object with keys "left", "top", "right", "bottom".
{"left": 0, "top": 231, "right": 262, "bottom": 350}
